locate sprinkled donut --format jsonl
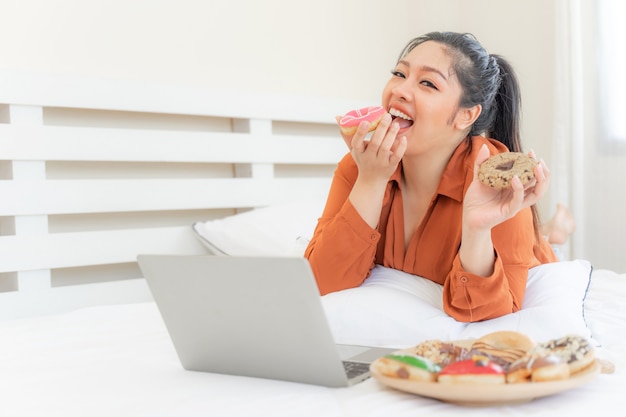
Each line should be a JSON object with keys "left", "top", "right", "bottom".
{"left": 538, "top": 335, "right": 595, "bottom": 375}
{"left": 505, "top": 334, "right": 594, "bottom": 383}
{"left": 413, "top": 339, "right": 469, "bottom": 367}
{"left": 338, "top": 106, "right": 386, "bottom": 136}
{"left": 478, "top": 152, "right": 538, "bottom": 190}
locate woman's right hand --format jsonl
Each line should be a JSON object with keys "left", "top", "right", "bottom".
{"left": 336, "top": 112, "right": 407, "bottom": 184}
{"left": 335, "top": 112, "right": 407, "bottom": 229}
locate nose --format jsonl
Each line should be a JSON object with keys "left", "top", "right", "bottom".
{"left": 391, "top": 78, "right": 412, "bottom": 102}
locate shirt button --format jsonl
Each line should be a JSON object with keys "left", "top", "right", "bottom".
{"left": 460, "top": 276, "right": 468, "bottom": 283}
{"left": 371, "top": 234, "right": 377, "bottom": 240}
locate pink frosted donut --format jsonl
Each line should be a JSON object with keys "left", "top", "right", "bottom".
{"left": 338, "top": 106, "right": 386, "bottom": 135}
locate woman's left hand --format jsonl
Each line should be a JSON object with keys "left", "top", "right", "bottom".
{"left": 462, "top": 144, "right": 550, "bottom": 232}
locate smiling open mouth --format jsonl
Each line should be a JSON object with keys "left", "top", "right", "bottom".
{"left": 389, "top": 108, "right": 414, "bottom": 129}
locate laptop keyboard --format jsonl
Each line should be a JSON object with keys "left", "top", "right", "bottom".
{"left": 342, "top": 361, "right": 371, "bottom": 379}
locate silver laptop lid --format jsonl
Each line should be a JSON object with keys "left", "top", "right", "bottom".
{"left": 137, "top": 254, "right": 359, "bottom": 387}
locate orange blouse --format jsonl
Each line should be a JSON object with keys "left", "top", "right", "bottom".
{"left": 304, "top": 136, "right": 558, "bottom": 322}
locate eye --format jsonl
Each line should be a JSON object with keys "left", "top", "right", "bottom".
{"left": 420, "top": 80, "right": 438, "bottom": 90}
{"left": 390, "top": 70, "right": 406, "bottom": 79}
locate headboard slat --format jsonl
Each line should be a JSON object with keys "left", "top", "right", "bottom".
{"left": 0, "top": 125, "right": 346, "bottom": 163}
{"left": 0, "top": 177, "right": 332, "bottom": 215}
{"left": 0, "top": 226, "right": 208, "bottom": 273}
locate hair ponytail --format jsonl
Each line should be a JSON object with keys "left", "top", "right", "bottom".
{"left": 489, "top": 55, "right": 522, "bottom": 153}
{"left": 489, "top": 55, "right": 541, "bottom": 233}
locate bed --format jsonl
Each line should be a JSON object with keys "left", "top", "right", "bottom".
{"left": 1, "top": 71, "right": 625, "bottom": 416}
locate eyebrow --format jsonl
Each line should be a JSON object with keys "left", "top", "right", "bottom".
{"left": 398, "top": 60, "right": 449, "bottom": 81}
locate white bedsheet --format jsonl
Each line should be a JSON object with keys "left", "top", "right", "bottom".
{"left": 1, "top": 268, "right": 625, "bottom": 417}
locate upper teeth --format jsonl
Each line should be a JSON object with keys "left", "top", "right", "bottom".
{"left": 389, "top": 108, "right": 412, "bottom": 121}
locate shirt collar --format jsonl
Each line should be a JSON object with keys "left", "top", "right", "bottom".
{"left": 391, "top": 136, "right": 507, "bottom": 203}
{"left": 437, "top": 137, "right": 474, "bottom": 202}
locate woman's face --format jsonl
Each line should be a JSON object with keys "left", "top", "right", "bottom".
{"left": 382, "top": 41, "right": 470, "bottom": 155}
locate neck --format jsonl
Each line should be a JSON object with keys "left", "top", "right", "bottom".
{"left": 401, "top": 143, "right": 457, "bottom": 197}
{"left": 401, "top": 133, "right": 469, "bottom": 195}
{"left": 401, "top": 156, "right": 439, "bottom": 198}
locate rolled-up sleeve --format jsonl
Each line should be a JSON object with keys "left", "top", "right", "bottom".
{"left": 304, "top": 154, "right": 382, "bottom": 294}
{"left": 442, "top": 209, "right": 539, "bottom": 322}
{"left": 305, "top": 200, "right": 380, "bottom": 294}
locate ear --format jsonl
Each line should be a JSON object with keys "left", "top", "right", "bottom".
{"left": 455, "top": 104, "right": 482, "bottom": 131}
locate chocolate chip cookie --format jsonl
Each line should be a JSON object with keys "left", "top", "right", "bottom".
{"left": 478, "top": 152, "right": 538, "bottom": 190}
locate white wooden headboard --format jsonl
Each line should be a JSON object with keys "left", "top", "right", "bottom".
{"left": 0, "top": 71, "right": 366, "bottom": 320}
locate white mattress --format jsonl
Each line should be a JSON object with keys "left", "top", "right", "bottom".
{"left": 1, "top": 268, "right": 625, "bottom": 417}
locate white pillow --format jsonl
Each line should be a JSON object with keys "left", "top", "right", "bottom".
{"left": 321, "top": 260, "right": 594, "bottom": 349}
{"left": 192, "top": 198, "right": 323, "bottom": 257}
{"left": 192, "top": 200, "right": 594, "bottom": 349}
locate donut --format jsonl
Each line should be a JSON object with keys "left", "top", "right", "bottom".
{"left": 477, "top": 152, "right": 539, "bottom": 190}
{"left": 506, "top": 353, "right": 570, "bottom": 383}
{"left": 538, "top": 335, "right": 595, "bottom": 375}
{"left": 471, "top": 330, "right": 536, "bottom": 368}
{"left": 475, "top": 331, "right": 536, "bottom": 352}
{"left": 375, "top": 354, "right": 441, "bottom": 382}
{"left": 413, "top": 339, "right": 469, "bottom": 367}
{"left": 338, "top": 106, "right": 386, "bottom": 136}
{"left": 437, "top": 356, "right": 506, "bottom": 384}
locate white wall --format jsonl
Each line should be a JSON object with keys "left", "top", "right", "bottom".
{"left": 0, "top": 0, "right": 553, "bottom": 115}
{"left": 2, "top": 0, "right": 622, "bottom": 271}
{"left": 0, "top": 0, "right": 406, "bottom": 102}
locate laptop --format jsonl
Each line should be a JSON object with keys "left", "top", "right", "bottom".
{"left": 137, "top": 254, "right": 395, "bottom": 387}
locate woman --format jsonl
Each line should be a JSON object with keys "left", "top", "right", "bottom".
{"left": 304, "top": 32, "right": 558, "bottom": 323}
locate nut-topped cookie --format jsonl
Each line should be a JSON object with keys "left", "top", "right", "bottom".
{"left": 478, "top": 152, "right": 538, "bottom": 190}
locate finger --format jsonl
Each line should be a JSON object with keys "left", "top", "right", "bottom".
{"left": 389, "top": 136, "right": 407, "bottom": 165}
{"left": 509, "top": 175, "right": 526, "bottom": 212}
{"left": 390, "top": 133, "right": 405, "bottom": 154}
{"left": 367, "top": 113, "right": 392, "bottom": 150}
{"left": 378, "top": 120, "right": 400, "bottom": 157}
{"left": 519, "top": 162, "right": 551, "bottom": 208}
{"left": 529, "top": 161, "right": 550, "bottom": 200}
{"left": 350, "top": 120, "right": 371, "bottom": 153}
{"left": 538, "top": 159, "right": 550, "bottom": 181}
